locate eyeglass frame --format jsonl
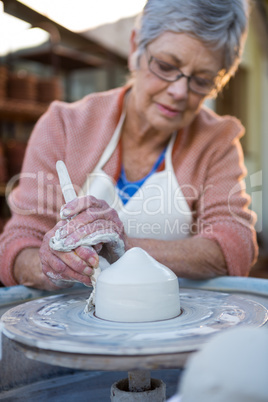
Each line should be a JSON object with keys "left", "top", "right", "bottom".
{"left": 146, "top": 48, "right": 220, "bottom": 96}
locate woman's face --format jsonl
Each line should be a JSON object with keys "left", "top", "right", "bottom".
{"left": 129, "top": 31, "right": 223, "bottom": 134}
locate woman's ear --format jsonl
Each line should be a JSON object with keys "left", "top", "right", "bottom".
{"left": 128, "top": 29, "right": 138, "bottom": 71}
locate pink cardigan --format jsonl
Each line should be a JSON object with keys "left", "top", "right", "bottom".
{"left": 0, "top": 86, "right": 258, "bottom": 286}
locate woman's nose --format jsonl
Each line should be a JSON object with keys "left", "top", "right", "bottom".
{"left": 167, "top": 77, "right": 189, "bottom": 100}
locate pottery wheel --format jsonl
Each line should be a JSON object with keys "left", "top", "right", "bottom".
{"left": 2, "top": 288, "right": 267, "bottom": 362}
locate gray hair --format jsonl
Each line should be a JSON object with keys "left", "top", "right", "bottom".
{"left": 134, "top": 0, "right": 250, "bottom": 85}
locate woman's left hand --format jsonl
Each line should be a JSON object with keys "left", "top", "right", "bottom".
{"left": 54, "top": 195, "right": 127, "bottom": 263}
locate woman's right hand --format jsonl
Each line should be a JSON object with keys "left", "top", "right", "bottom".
{"left": 39, "top": 220, "right": 99, "bottom": 288}
{"left": 39, "top": 194, "right": 127, "bottom": 288}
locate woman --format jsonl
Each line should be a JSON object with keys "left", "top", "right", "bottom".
{"left": 0, "top": 0, "right": 257, "bottom": 289}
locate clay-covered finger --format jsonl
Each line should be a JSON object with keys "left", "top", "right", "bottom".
{"left": 59, "top": 204, "right": 117, "bottom": 237}
{"left": 41, "top": 239, "right": 94, "bottom": 285}
{"left": 62, "top": 220, "right": 122, "bottom": 248}
{"left": 75, "top": 245, "right": 99, "bottom": 268}
{"left": 43, "top": 251, "right": 93, "bottom": 286}
{"left": 60, "top": 195, "right": 110, "bottom": 219}
{"left": 57, "top": 207, "right": 123, "bottom": 240}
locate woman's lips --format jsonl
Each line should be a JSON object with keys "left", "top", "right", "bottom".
{"left": 156, "top": 102, "right": 182, "bottom": 118}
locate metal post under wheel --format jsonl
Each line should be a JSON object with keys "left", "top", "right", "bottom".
{"left": 110, "top": 370, "right": 166, "bottom": 401}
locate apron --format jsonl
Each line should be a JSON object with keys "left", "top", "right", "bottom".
{"left": 80, "top": 109, "right": 192, "bottom": 241}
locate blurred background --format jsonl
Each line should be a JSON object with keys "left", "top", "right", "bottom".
{"left": 0, "top": 0, "right": 267, "bottom": 276}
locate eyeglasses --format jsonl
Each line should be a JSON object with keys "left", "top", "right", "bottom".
{"left": 147, "top": 49, "right": 218, "bottom": 96}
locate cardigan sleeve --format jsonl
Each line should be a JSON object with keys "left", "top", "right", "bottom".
{"left": 193, "top": 129, "right": 258, "bottom": 276}
{"left": 0, "top": 101, "right": 67, "bottom": 286}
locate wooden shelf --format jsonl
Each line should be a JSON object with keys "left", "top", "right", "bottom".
{"left": 18, "top": 44, "right": 105, "bottom": 71}
{"left": 0, "top": 99, "right": 49, "bottom": 122}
